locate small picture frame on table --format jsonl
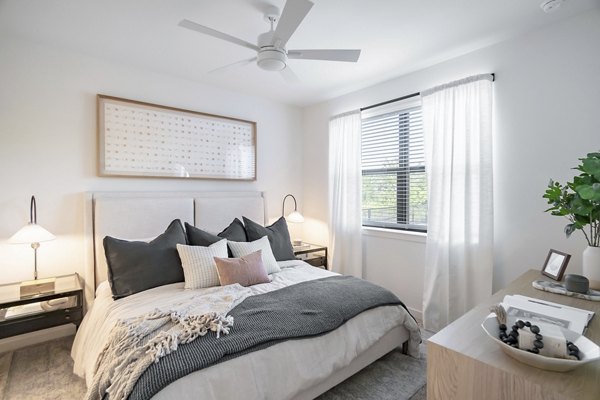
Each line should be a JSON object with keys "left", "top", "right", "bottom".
{"left": 541, "top": 249, "right": 571, "bottom": 281}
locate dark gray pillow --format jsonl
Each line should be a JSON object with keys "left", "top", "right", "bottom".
{"left": 185, "top": 219, "right": 247, "bottom": 256}
{"left": 185, "top": 222, "right": 221, "bottom": 246}
{"left": 104, "top": 219, "right": 187, "bottom": 299}
{"left": 243, "top": 216, "right": 295, "bottom": 261}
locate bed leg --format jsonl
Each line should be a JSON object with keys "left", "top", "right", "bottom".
{"left": 401, "top": 340, "right": 408, "bottom": 355}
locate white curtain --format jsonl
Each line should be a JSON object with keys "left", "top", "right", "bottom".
{"left": 328, "top": 111, "right": 363, "bottom": 278}
{"left": 422, "top": 74, "right": 494, "bottom": 332}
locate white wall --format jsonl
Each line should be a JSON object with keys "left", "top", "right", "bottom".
{"left": 0, "top": 37, "right": 304, "bottom": 285}
{"left": 302, "top": 9, "right": 600, "bottom": 318}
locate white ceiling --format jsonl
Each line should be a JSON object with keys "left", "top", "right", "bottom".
{"left": 1, "top": 0, "right": 598, "bottom": 106}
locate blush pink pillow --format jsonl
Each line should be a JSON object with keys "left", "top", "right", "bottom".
{"left": 214, "top": 250, "right": 270, "bottom": 287}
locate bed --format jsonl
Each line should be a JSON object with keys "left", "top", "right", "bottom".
{"left": 72, "top": 191, "right": 421, "bottom": 400}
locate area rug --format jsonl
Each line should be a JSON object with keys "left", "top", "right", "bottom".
{"left": 0, "top": 336, "right": 86, "bottom": 400}
{"left": 317, "top": 344, "right": 427, "bottom": 400}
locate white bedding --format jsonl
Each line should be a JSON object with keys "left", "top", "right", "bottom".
{"left": 72, "top": 261, "right": 420, "bottom": 399}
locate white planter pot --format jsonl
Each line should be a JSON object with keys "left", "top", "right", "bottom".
{"left": 583, "top": 246, "right": 600, "bottom": 290}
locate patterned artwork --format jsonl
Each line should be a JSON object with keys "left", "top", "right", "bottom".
{"left": 98, "top": 95, "right": 256, "bottom": 180}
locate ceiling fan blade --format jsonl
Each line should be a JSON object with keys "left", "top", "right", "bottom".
{"left": 288, "top": 49, "right": 361, "bottom": 62}
{"left": 273, "top": 0, "right": 314, "bottom": 47}
{"left": 179, "top": 19, "right": 259, "bottom": 52}
{"left": 208, "top": 57, "right": 258, "bottom": 74}
{"left": 280, "top": 66, "right": 300, "bottom": 84}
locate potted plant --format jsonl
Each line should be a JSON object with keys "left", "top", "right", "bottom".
{"left": 543, "top": 152, "right": 600, "bottom": 289}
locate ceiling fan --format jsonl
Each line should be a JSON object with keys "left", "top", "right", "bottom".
{"left": 178, "top": 0, "right": 361, "bottom": 82}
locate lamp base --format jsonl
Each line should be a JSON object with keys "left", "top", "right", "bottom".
{"left": 20, "top": 277, "right": 56, "bottom": 297}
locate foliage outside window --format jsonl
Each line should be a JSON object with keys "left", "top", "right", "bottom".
{"left": 361, "top": 100, "right": 427, "bottom": 231}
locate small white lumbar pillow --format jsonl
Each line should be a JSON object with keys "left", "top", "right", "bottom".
{"left": 228, "top": 236, "right": 281, "bottom": 274}
{"left": 176, "top": 239, "right": 228, "bottom": 289}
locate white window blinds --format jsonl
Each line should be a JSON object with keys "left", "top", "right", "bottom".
{"left": 361, "top": 98, "right": 427, "bottom": 231}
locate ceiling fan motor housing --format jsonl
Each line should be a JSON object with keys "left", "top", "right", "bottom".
{"left": 257, "top": 48, "right": 287, "bottom": 71}
{"left": 257, "top": 31, "right": 288, "bottom": 71}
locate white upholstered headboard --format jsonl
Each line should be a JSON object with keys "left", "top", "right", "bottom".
{"left": 83, "top": 191, "right": 266, "bottom": 304}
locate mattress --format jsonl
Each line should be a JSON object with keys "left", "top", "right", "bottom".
{"left": 72, "top": 261, "right": 421, "bottom": 399}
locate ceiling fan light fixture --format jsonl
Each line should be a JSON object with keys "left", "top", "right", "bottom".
{"left": 257, "top": 49, "right": 287, "bottom": 71}
{"left": 179, "top": 0, "right": 361, "bottom": 78}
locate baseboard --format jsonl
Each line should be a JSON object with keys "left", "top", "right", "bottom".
{"left": 0, "top": 324, "right": 75, "bottom": 354}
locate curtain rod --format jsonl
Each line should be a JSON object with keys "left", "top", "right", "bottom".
{"left": 360, "top": 73, "right": 495, "bottom": 112}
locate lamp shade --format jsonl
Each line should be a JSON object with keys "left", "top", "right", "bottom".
{"left": 8, "top": 223, "right": 56, "bottom": 244}
{"left": 286, "top": 210, "right": 305, "bottom": 223}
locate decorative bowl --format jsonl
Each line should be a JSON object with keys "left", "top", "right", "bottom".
{"left": 481, "top": 313, "right": 600, "bottom": 372}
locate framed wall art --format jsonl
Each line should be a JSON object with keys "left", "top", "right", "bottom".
{"left": 97, "top": 95, "right": 256, "bottom": 180}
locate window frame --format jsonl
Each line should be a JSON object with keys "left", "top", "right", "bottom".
{"left": 361, "top": 99, "right": 427, "bottom": 233}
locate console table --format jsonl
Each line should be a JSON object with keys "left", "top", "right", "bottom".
{"left": 427, "top": 269, "right": 600, "bottom": 400}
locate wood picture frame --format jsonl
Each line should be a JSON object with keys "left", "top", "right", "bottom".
{"left": 97, "top": 95, "right": 256, "bottom": 180}
{"left": 541, "top": 249, "right": 571, "bottom": 281}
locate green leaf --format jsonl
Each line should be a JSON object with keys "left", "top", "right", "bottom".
{"left": 576, "top": 183, "right": 600, "bottom": 201}
{"left": 571, "top": 196, "right": 594, "bottom": 216}
{"left": 543, "top": 182, "right": 566, "bottom": 203}
{"left": 573, "top": 175, "right": 594, "bottom": 186}
{"left": 582, "top": 158, "right": 600, "bottom": 180}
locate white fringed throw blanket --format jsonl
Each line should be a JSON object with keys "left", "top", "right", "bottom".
{"left": 85, "top": 284, "right": 251, "bottom": 400}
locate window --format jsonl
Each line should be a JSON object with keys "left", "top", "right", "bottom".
{"left": 361, "top": 98, "right": 427, "bottom": 231}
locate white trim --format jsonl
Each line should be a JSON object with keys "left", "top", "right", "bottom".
{"left": 362, "top": 227, "right": 427, "bottom": 243}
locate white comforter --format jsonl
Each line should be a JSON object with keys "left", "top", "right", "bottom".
{"left": 72, "top": 261, "right": 420, "bottom": 399}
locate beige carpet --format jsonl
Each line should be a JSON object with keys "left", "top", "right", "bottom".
{"left": 0, "top": 332, "right": 430, "bottom": 400}
{"left": 317, "top": 330, "right": 430, "bottom": 400}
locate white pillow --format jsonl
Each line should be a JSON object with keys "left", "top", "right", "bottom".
{"left": 176, "top": 239, "right": 228, "bottom": 289}
{"left": 228, "top": 236, "right": 281, "bottom": 274}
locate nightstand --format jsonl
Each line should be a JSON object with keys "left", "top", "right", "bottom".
{"left": 0, "top": 273, "right": 83, "bottom": 339}
{"left": 293, "top": 243, "right": 328, "bottom": 270}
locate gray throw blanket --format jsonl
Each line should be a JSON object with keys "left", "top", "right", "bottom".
{"left": 127, "top": 275, "right": 414, "bottom": 400}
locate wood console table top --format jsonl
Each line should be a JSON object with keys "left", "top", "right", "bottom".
{"left": 427, "top": 269, "right": 600, "bottom": 400}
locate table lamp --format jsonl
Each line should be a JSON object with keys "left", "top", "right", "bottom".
{"left": 282, "top": 194, "right": 304, "bottom": 245}
{"left": 8, "top": 196, "right": 56, "bottom": 295}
